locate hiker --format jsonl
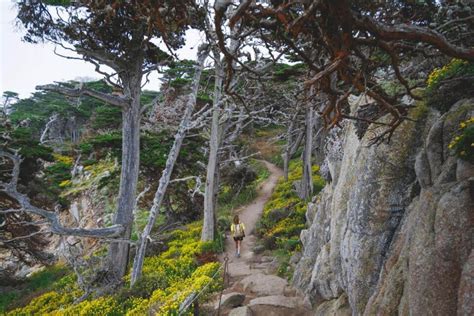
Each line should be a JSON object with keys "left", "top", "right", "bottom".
{"left": 231, "top": 215, "right": 245, "bottom": 258}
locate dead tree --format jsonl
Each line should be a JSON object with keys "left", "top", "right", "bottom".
{"left": 301, "top": 97, "right": 314, "bottom": 201}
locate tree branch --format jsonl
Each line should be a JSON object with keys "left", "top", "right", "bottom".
{"left": 36, "top": 84, "right": 129, "bottom": 108}
{"left": 0, "top": 150, "right": 124, "bottom": 239}
{"left": 355, "top": 14, "right": 474, "bottom": 61}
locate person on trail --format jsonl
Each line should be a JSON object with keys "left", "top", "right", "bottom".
{"left": 231, "top": 215, "right": 245, "bottom": 258}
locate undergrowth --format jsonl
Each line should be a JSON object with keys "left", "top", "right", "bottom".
{"left": 0, "top": 265, "right": 69, "bottom": 313}
{"left": 5, "top": 222, "right": 222, "bottom": 316}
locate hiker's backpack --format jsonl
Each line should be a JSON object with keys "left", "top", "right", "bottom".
{"left": 234, "top": 223, "right": 245, "bottom": 238}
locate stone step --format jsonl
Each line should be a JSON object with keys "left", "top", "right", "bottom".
{"left": 239, "top": 273, "right": 289, "bottom": 296}
{"left": 247, "top": 295, "right": 311, "bottom": 316}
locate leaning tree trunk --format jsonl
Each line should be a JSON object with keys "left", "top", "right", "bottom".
{"left": 301, "top": 103, "right": 314, "bottom": 201}
{"left": 130, "top": 47, "right": 209, "bottom": 286}
{"left": 107, "top": 70, "right": 143, "bottom": 282}
{"left": 201, "top": 48, "right": 224, "bottom": 242}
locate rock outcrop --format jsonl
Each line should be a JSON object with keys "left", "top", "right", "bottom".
{"left": 293, "top": 98, "right": 474, "bottom": 315}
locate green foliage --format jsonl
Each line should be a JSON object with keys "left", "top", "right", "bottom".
{"left": 78, "top": 131, "right": 191, "bottom": 171}
{"left": 448, "top": 117, "right": 474, "bottom": 161}
{"left": 170, "top": 77, "right": 192, "bottom": 88}
{"left": 10, "top": 127, "right": 53, "bottom": 160}
{"left": 274, "top": 249, "right": 293, "bottom": 279}
{"left": 43, "top": 0, "right": 71, "bottom": 5}
{"left": 79, "top": 132, "right": 122, "bottom": 157}
{"left": 91, "top": 105, "right": 122, "bottom": 130}
{"left": 163, "top": 60, "right": 197, "bottom": 89}
{"left": 27, "top": 265, "right": 70, "bottom": 291}
{"left": 197, "top": 92, "right": 212, "bottom": 104}
{"left": 426, "top": 59, "right": 474, "bottom": 112}
{"left": 42, "top": 153, "right": 73, "bottom": 204}
{"left": 272, "top": 63, "right": 306, "bottom": 81}
{"left": 0, "top": 293, "right": 18, "bottom": 314}
{"left": 140, "top": 132, "right": 174, "bottom": 170}
{"left": 131, "top": 210, "right": 165, "bottom": 242}
{"left": 9, "top": 81, "right": 110, "bottom": 134}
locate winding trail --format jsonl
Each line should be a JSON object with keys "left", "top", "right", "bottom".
{"left": 214, "top": 161, "right": 311, "bottom": 316}
{"left": 222, "top": 161, "right": 283, "bottom": 260}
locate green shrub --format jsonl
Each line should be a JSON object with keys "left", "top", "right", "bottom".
{"left": 0, "top": 293, "right": 18, "bottom": 314}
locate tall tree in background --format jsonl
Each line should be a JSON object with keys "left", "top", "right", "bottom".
{"left": 14, "top": 0, "right": 202, "bottom": 283}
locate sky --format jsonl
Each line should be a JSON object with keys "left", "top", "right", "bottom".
{"left": 0, "top": 0, "right": 202, "bottom": 99}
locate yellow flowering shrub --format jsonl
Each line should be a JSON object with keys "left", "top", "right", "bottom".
{"left": 9, "top": 222, "right": 222, "bottom": 316}
{"left": 448, "top": 117, "right": 474, "bottom": 161}
{"left": 126, "top": 262, "right": 221, "bottom": 315}
{"left": 257, "top": 159, "right": 324, "bottom": 253}
{"left": 53, "top": 153, "right": 74, "bottom": 166}
{"left": 7, "top": 290, "right": 81, "bottom": 316}
{"left": 427, "top": 59, "right": 469, "bottom": 88}
{"left": 425, "top": 59, "right": 474, "bottom": 112}
{"left": 59, "top": 296, "right": 121, "bottom": 316}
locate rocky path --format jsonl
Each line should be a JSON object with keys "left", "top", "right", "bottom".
{"left": 212, "top": 161, "right": 311, "bottom": 316}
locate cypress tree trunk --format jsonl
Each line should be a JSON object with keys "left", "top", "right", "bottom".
{"left": 107, "top": 69, "right": 142, "bottom": 282}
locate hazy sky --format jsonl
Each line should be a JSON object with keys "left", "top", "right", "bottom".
{"left": 0, "top": 0, "right": 202, "bottom": 99}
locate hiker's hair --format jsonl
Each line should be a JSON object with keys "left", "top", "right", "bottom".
{"left": 233, "top": 215, "right": 240, "bottom": 225}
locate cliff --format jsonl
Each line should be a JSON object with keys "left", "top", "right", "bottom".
{"left": 293, "top": 98, "right": 474, "bottom": 315}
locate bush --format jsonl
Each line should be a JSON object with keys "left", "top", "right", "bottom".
{"left": 448, "top": 117, "right": 474, "bottom": 161}
{"left": 426, "top": 59, "right": 474, "bottom": 112}
{"left": 9, "top": 222, "right": 222, "bottom": 316}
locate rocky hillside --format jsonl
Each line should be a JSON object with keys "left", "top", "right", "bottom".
{"left": 293, "top": 97, "right": 473, "bottom": 315}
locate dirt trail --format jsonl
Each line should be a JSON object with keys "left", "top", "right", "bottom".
{"left": 222, "top": 160, "right": 283, "bottom": 259}
{"left": 214, "top": 161, "right": 311, "bottom": 316}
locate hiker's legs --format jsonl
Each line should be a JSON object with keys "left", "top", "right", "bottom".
{"left": 234, "top": 239, "right": 239, "bottom": 254}
{"left": 237, "top": 240, "right": 241, "bottom": 254}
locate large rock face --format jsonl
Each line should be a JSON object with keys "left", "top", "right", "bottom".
{"left": 293, "top": 99, "right": 474, "bottom": 315}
